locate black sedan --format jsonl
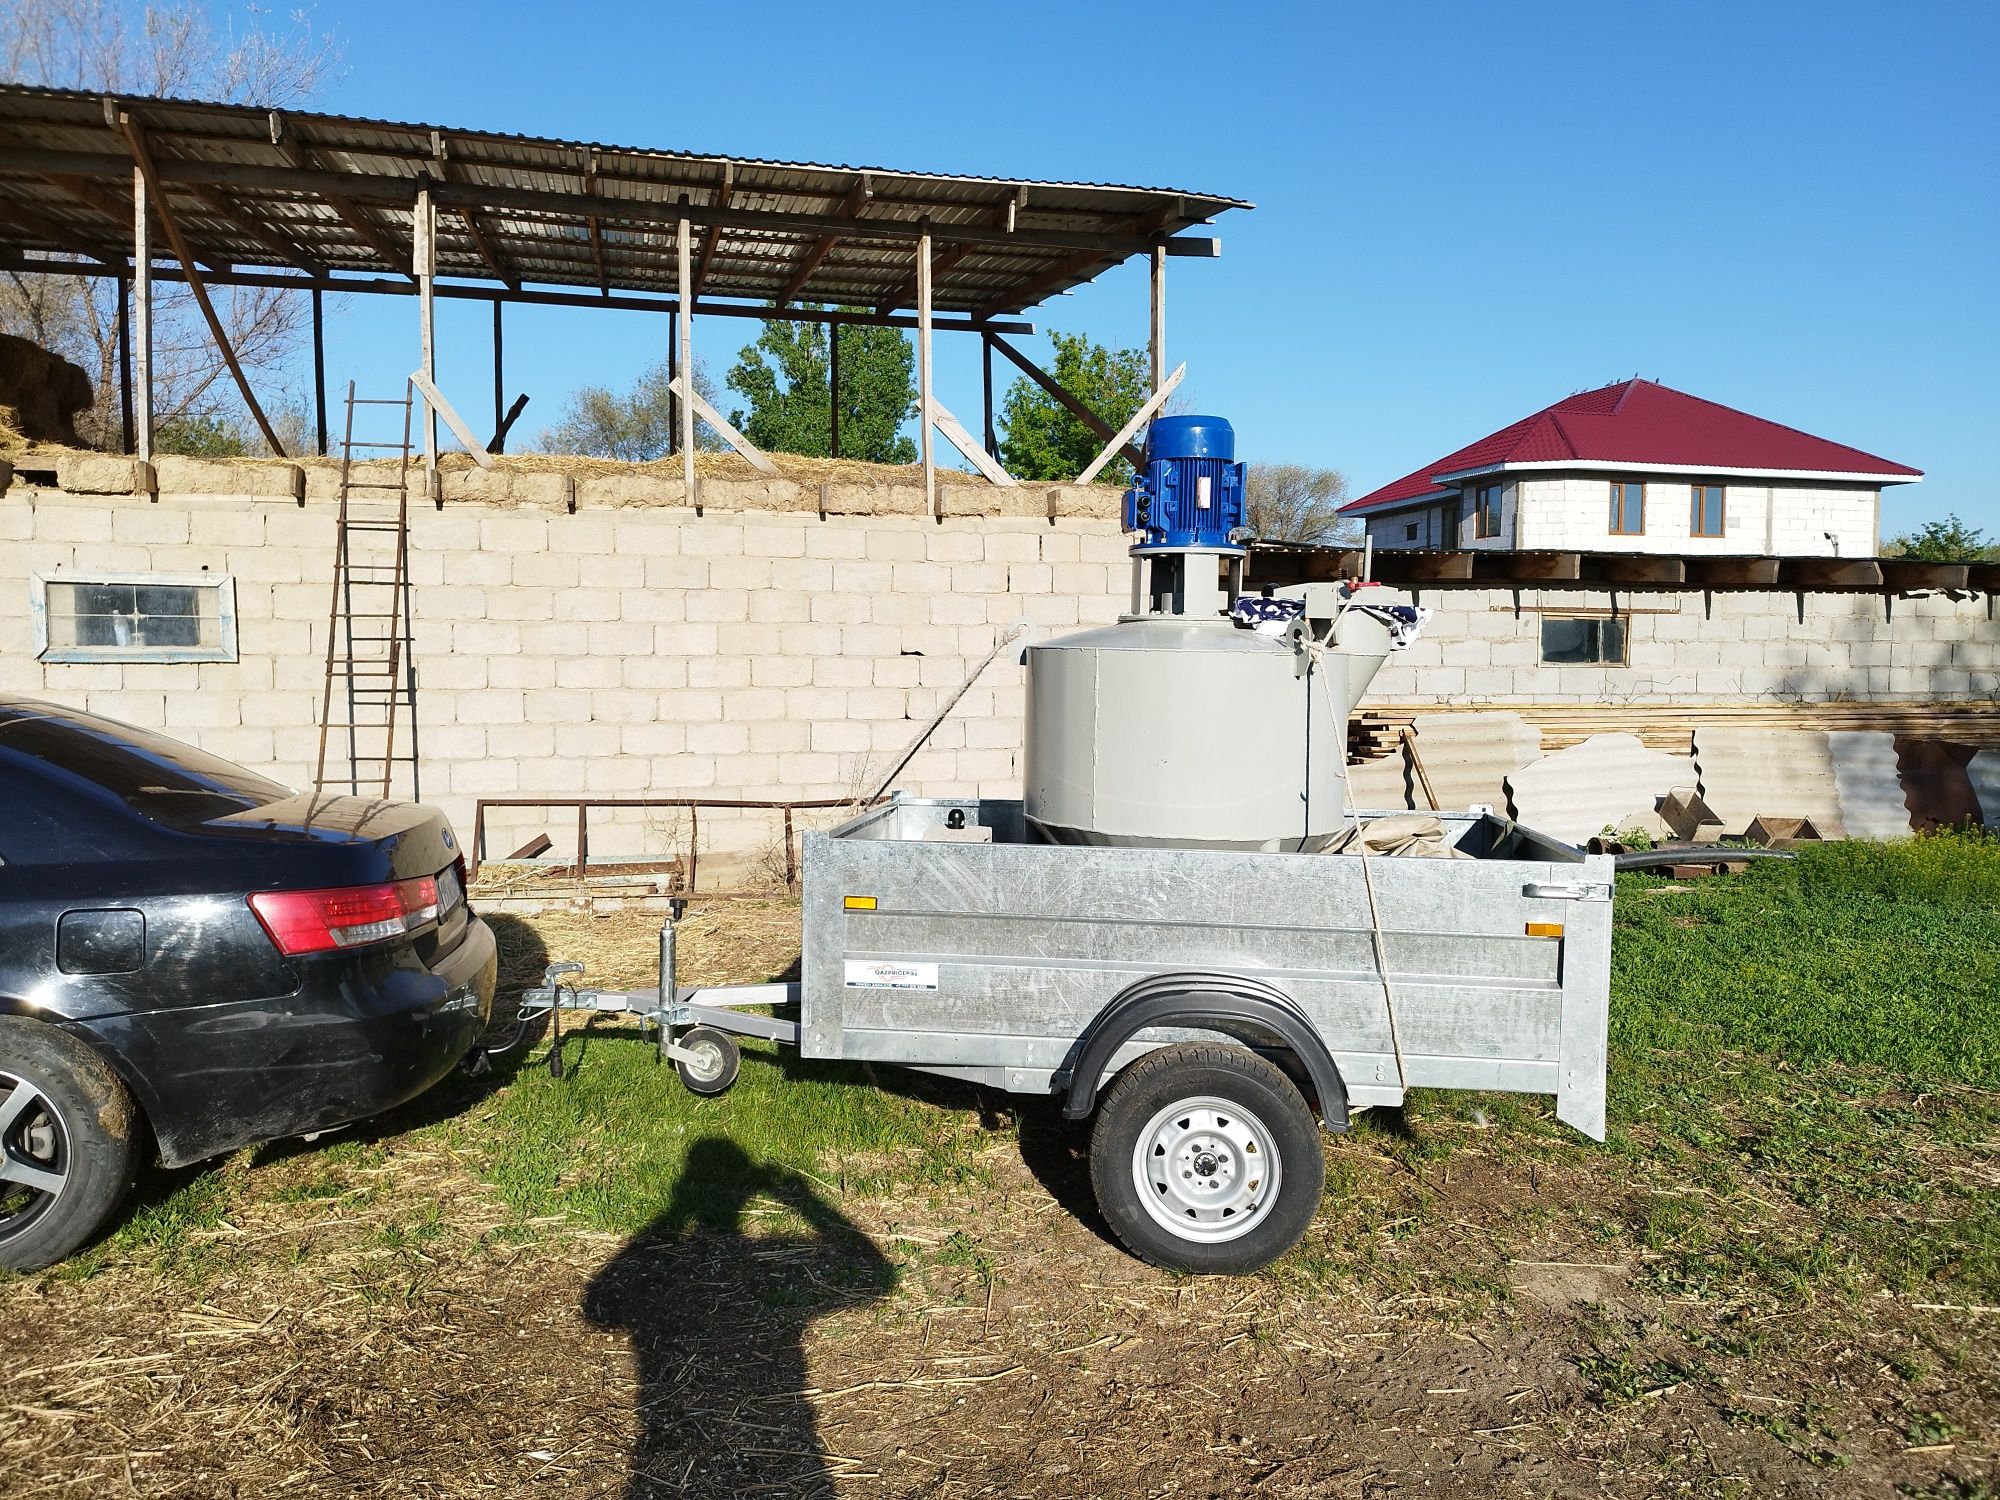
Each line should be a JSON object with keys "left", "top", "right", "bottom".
{"left": 0, "top": 697, "right": 496, "bottom": 1270}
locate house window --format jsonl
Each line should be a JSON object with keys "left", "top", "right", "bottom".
{"left": 32, "top": 571, "right": 238, "bottom": 664}
{"left": 1540, "top": 615, "right": 1627, "bottom": 665}
{"left": 1474, "top": 484, "right": 1502, "bottom": 540}
{"left": 1404, "top": 522, "right": 1419, "bottom": 542}
{"left": 1691, "top": 483, "right": 1725, "bottom": 537}
{"left": 1609, "top": 480, "right": 1645, "bottom": 535}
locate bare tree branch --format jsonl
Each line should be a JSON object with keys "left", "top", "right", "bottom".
{"left": 1244, "top": 462, "right": 1359, "bottom": 546}
{"left": 0, "top": 1, "right": 342, "bottom": 451}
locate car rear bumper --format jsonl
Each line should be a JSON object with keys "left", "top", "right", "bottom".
{"left": 68, "top": 914, "right": 498, "bottom": 1168}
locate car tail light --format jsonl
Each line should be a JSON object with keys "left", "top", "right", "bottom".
{"left": 248, "top": 877, "right": 440, "bottom": 956}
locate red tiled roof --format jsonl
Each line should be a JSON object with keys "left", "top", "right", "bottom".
{"left": 1340, "top": 380, "right": 1922, "bottom": 515}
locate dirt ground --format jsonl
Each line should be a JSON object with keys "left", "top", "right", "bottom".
{"left": 2, "top": 905, "right": 1993, "bottom": 1500}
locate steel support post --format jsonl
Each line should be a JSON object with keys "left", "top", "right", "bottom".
{"left": 416, "top": 187, "right": 438, "bottom": 476}
{"left": 1150, "top": 242, "right": 1166, "bottom": 394}
{"left": 312, "top": 286, "right": 327, "bottom": 455}
{"left": 117, "top": 271, "right": 133, "bottom": 454}
{"left": 917, "top": 222, "right": 935, "bottom": 518}
{"left": 678, "top": 213, "right": 695, "bottom": 500}
{"left": 131, "top": 164, "right": 152, "bottom": 462}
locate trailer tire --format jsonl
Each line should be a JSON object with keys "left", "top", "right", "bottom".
{"left": 673, "top": 1027, "right": 740, "bottom": 1096}
{"left": 1088, "top": 1043, "right": 1322, "bottom": 1275}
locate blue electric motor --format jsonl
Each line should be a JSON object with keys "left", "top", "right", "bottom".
{"left": 1123, "top": 414, "right": 1247, "bottom": 552}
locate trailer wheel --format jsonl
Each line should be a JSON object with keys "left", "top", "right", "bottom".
{"left": 673, "top": 1027, "right": 740, "bottom": 1096}
{"left": 1088, "top": 1043, "right": 1322, "bottom": 1275}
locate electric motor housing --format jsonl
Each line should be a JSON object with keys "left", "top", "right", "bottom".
{"left": 1123, "top": 415, "right": 1246, "bottom": 552}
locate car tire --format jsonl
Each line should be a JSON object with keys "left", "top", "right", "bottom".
{"left": 0, "top": 1019, "right": 141, "bottom": 1272}
{"left": 1088, "top": 1042, "right": 1323, "bottom": 1275}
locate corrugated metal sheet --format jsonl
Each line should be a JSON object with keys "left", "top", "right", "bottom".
{"left": 1969, "top": 748, "right": 2000, "bottom": 829}
{"left": 1505, "top": 733, "right": 1694, "bottom": 846}
{"left": 1346, "top": 753, "right": 1413, "bottom": 813}
{"left": 1410, "top": 712, "right": 1542, "bottom": 815}
{"left": 1894, "top": 739, "right": 1981, "bottom": 833}
{"left": 1827, "top": 730, "right": 1913, "bottom": 839}
{"left": 1693, "top": 728, "right": 1847, "bottom": 837}
{"left": 0, "top": 84, "right": 1248, "bottom": 315}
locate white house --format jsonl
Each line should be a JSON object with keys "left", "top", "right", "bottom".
{"left": 1341, "top": 380, "right": 1921, "bottom": 557}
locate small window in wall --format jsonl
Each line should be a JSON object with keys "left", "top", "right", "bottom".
{"left": 32, "top": 571, "right": 238, "bottom": 664}
{"left": 1474, "top": 484, "right": 1502, "bottom": 540}
{"left": 1609, "top": 480, "right": 1645, "bottom": 535}
{"left": 1404, "top": 522, "right": 1420, "bottom": 542}
{"left": 1540, "top": 615, "right": 1627, "bottom": 665}
{"left": 1691, "top": 483, "right": 1725, "bottom": 538}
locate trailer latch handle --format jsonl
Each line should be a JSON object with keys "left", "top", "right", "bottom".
{"left": 1521, "top": 881, "right": 1613, "bottom": 901}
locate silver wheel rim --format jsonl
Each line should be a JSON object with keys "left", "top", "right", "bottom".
{"left": 0, "top": 1070, "right": 69, "bottom": 1238}
{"left": 683, "top": 1038, "right": 726, "bottom": 1084}
{"left": 1130, "top": 1094, "right": 1281, "bottom": 1245}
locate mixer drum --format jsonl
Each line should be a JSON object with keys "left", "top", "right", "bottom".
{"left": 1022, "top": 613, "right": 1390, "bottom": 852}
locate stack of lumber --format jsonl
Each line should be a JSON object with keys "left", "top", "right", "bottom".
{"left": 1360, "top": 702, "right": 2000, "bottom": 752}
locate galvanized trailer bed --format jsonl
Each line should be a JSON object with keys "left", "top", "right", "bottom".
{"left": 523, "top": 794, "right": 1612, "bottom": 1269}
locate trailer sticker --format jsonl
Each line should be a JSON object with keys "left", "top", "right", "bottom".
{"left": 844, "top": 959, "right": 939, "bottom": 991}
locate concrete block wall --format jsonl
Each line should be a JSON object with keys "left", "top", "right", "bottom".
{"left": 0, "top": 455, "right": 1987, "bottom": 872}
{"left": 1, "top": 457, "right": 1126, "bottom": 874}
{"left": 1367, "top": 587, "right": 1998, "bottom": 705}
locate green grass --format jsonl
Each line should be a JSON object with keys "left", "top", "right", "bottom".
{"left": 440, "top": 1030, "right": 988, "bottom": 1240}
{"left": 26, "top": 833, "right": 1998, "bottom": 1314}
{"left": 1612, "top": 832, "right": 2000, "bottom": 1083}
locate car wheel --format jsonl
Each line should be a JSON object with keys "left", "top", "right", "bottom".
{"left": 1088, "top": 1042, "right": 1323, "bottom": 1275}
{"left": 672, "top": 1026, "right": 741, "bottom": 1096}
{"left": 0, "top": 1019, "right": 141, "bottom": 1272}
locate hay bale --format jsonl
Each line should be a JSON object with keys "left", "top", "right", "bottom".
{"left": 0, "top": 333, "right": 92, "bottom": 446}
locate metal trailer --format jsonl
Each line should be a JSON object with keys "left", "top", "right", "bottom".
{"left": 522, "top": 794, "right": 1614, "bottom": 1274}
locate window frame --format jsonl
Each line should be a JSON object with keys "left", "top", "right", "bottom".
{"left": 1608, "top": 480, "right": 1646, "bottom": 536}
{"left": 1690, "top": 482, "right": 1726, "bottom": 538}
{"left": 1474, "top": 483, "right": 1502, "bottom": 540}
{"left": 1538, "top": 614, "right": 1629, "bottom": 666}
{"left": 30, "top": 569, "right": 239, "bottom": 665}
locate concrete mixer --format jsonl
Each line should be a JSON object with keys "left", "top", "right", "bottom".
{"left": 521, "top": 415, "right": 1616, "bottom": 1276}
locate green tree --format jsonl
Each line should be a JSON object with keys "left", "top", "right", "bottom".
{"left": 154, "top": 413, "right": 248, "bottom": 457}
{"left": 536, "top": 358, "right": 724, "bottom": 459}
{"left": 997, "top": 332, "right": 1150, "bottom": 486}
{"left": 1885, "top": 514, "right": 1995, "bottom": 562}
{"left": 725, "top": 310, "right": 916, "bottom": 463}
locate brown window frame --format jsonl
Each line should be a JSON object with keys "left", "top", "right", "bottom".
{"left": 1474, "top": 484, "right": 1502, "bottom": 540}
{"left": 1609, "top": 480, "right": 1646, "bottom": 536}
{"left": 1690, "top": 482, "right": 1726, "bottom": 538}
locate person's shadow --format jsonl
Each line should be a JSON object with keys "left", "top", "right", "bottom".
{"left": 583, "top": 1137, "right": 894, "bottom": 1498}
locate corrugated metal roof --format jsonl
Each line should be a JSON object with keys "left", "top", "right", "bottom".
{"left": 0, "top": 84, "right": 1248, "bottom": 317}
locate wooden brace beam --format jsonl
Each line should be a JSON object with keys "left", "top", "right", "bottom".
{"left": 928, "top": 397, "right": 1016, "bottom": 488}
{"left": 410, "top": 369, "right": 497, "bottom": 469}
{"left": 668, "top": 372, "right": 778, "bottom": 476}
{"left": 986, "top": 334, "right": 1144, "bottom": 472}
{"left": 1075, "top": 362, "right": 1183, "bottom": 485}
{"left": 121, "top": 112, "right": 285, "bottom": 456}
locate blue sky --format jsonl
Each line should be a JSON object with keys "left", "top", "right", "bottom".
{"left": 303, "top": 0, "right": 1996, "bottom": 540}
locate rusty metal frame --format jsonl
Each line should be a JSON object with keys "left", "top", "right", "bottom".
{"left": 469, "top": 795, "right": 861, "bottom": 894}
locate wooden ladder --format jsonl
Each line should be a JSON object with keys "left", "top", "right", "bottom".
{"left": 314, "top": 380, "right": 422, "bottom": 799}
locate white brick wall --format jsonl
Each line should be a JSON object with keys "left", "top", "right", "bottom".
{"left": 1, "top": 465, "right": 1127, "bottom": 873}
{"left": 1366, "top": 474, "right": 1882, "bottom": 556}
